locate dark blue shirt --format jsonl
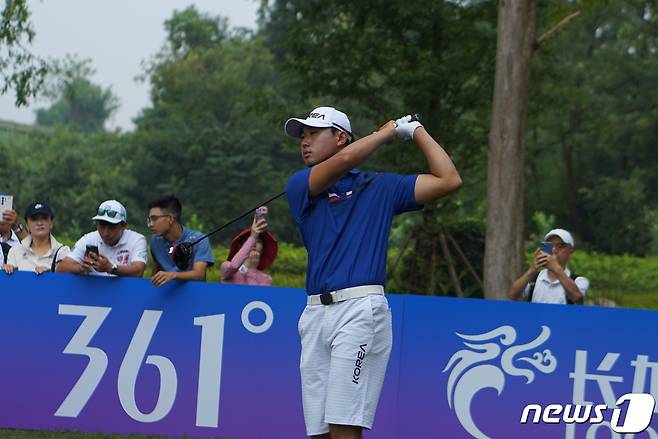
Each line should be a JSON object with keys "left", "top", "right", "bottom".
{"left": 150, "top": 226, "right": 215, "bottom": 272}
{"left": 286, "top": 168, "right": 421, "bottom": 295}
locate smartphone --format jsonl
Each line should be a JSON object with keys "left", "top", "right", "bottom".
{"left": 540, "top": 242, "right": 553, "bottom": 255}
{"left": 0, "top": 194, "right": 13, "bottom": 217}
{"left": 255, "top": 206, "right": 268, "bottom": 222}
{"left": 85, "top": 244, "right": 99, "bottom": 258}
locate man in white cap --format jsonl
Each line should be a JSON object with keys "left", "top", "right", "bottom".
{"left": 509, "top": 228, "right": 589, "bottom": 304}
{"left": 284, "top": 107, "right": 462, "bottom": 438}
{"left": 57, "top": 200, "right": 147, "bottom": 277}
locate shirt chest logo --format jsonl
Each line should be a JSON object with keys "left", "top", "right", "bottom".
{"left": 328, "top": 190, "right": 353, "bottom": 205}
{"left": 116, "top": 249, "right": 130, "bottom": 265}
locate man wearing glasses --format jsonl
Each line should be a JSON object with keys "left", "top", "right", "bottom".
{"left": 57, "top": 200, "right": 147, "bottom": 277}
{"left": 147, "top": 195, "right": 214, "bottom": 287}
{"left": 508, "top": 228, "right": 589, "bottom": 304}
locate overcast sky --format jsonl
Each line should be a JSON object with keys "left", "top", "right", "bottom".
{"left": 0, "top": 0, "right": 260, "bottom": 131}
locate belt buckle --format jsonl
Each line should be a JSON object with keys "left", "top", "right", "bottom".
{"left": 320, "top": 293, "right": 333, "bottom": 305}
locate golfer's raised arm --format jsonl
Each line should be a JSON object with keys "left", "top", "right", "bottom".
{"left": 397, "top": 120, "right": 461, "bottom": 204}
{"left": 308, "top": 122, "right": 396, "bottom": 196}
{"left": 414, "top": 128, "right": 461, "bottom": 203}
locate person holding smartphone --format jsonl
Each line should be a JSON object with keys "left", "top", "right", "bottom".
{"left": 220, "top": 206, "right": 278, "bottom": 286}
{"left": 508, "top": 228, "right": 590, "bottom": 304}
{"left": 0, "top": 193, "right": 29, "bottom": 264}
{"left": 2, "top": 202, "right": 70, "bottom": 275}
{"left": 56, "top": 200, "right": 147, "bottom": 277}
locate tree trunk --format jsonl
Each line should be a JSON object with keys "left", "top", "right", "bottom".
{"left": 439, "top": 231, "right": 463, "bottom": 297}
{"left": 563, "top": 110, "right": 584, "bottom": 238}
{"left": 484, "top": 0, "right": 537, "bottom": 299}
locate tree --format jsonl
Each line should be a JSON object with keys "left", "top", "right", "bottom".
{"left": 133, "top": 6, "right": 299, "bottom": 244}
{"left": 483, "top": 1, "right": 538, "bottom": 299}
{"left": 263, "top": 0, "right": 497, "bottom": 295}
{"left": 483, "top": 1, "right": 583, "bottom": 299}
{"left": 527, "top": 0, "right": 658, "bottom": 256}
{"left": 0, "top": 0, "right": 48, "bottom": 105}
{"left": 35, "top": 56, "right": 119, "bottom": 132}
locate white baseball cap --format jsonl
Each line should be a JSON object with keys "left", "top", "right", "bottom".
{"left": 284, "top": 106, "right": 353, "bottom": 142}
{"left": 92, "top": 200, "right": 127, "bottom": 224}
{"left": 544, "top": 228, "right": 575, "bottom": 248}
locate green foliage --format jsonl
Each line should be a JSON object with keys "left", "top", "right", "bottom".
{"left": 0, "top": 0, "right": 48, "bottom": 105}
{"left": 262, "top": 0, "right": 497, "bottom": 292}
{"left": 1, "top": 2, "right": 657, "bottom": 310}
{"left": 165, "top": 5, "right": 228, "bottom": 55}
{"left": 570, "top": 250, "right": 658, "bottom": 296}
{"left": 133, "top": 7, "right": 301, "bottom": 245}
{"left": 0, "top": 127, "right": 138, "bottom": 241}
{"left": 526, "top": 211, "right": 556, "bottom": 253}
{"left": 35, "top": 56, "right": 119, "bottom": 132}
{"left": 388, "top": 215, "right": 485, "bottom": 298}
{"left": 528, "top": 0, "right": 658, "bottom": 255}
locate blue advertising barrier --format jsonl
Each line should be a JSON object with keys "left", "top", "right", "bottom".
{"left": 0, "top": 272, "right": 657, "bottom": 438}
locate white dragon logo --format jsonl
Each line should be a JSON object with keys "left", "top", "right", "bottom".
{"left": 443, "top": 325, "right": 557, "bottom": 439}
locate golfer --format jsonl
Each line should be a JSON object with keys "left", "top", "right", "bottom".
{"left": 284, "top": 107, "right": 461, "bottom": 438}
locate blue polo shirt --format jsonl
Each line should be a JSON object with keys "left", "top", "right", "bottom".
{"left": 150, "top": 226, "right": 215, "bottom": 272}
{"left": 286, "top": 168, "right": 421, "bottom": 295}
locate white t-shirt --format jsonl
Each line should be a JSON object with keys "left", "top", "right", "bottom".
{"left": 6, "top": 235, "right": 70, "bottom": 272}
{"left": 67, "top": 229, "right": 147, "bottom": 277}
{"left": 523, "top": 268, "right": 590, "bottom": 304}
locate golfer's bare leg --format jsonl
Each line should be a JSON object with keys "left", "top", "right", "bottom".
{"left": 329, "top": 424, "right": 362, "bottom": 439}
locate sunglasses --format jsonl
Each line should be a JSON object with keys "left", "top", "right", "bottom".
{"left": 146, "top": 214, "right": 170, "bottom": 225}
{"left": 97, "top": 208, "right": 122, "bottom": 218}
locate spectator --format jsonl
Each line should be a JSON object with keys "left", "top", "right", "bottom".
{"left": 508, "top": 228, "right": 590, "bottom": 304}
{"left": 2, "top": 202, "right": 70, "bottom": 275}
{"left": 221, "top": 212, "right": 278, "bottom": 286}
{"left": 56, "top": 200, "right": 147, "bottom": 277}
{"left": 147, "top": 195, "right": 214, "bottom": 287}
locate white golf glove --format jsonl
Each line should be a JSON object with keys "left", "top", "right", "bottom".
{"left": 394, "top": 115, "right": 422, "bottom": 140}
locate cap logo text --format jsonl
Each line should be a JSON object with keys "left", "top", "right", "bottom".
{"left": 309, "top": 112, "right": 325, "bottom": 119}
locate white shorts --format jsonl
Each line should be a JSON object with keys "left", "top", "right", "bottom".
{"left": 298, "top": 289, "right": 392, "bottom": 436}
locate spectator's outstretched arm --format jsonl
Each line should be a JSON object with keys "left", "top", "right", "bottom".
{"left": 220, "top": 216, "right": 267, "bottom": 281}
{"left": 508, "top": 249, "right": 547, "bottom": 300}
{"left": 544, "top": 255, "right": 584, "bottom": 304}
{"left": 56, "top": 256, "right": 89, "bottom": 274}
{"left": 151, "top": 262, "right": 208, "bottom": 288}
{"left": 151, "top": 259, "right": 163, "bottom": 276}
{"left": 3, "top": 210, "right": 27, "bottom": 241}
{"left": 554, "top": 270, "right": 584, "bottom": 304}
{"left": 308, "top": 123, "right": 396, "bottom": 196}
{"left": 116, "top": 261, "right": 146, "bottom": 278}
{"left": 220, "top": 237, "right": 255, "bottom": 281}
